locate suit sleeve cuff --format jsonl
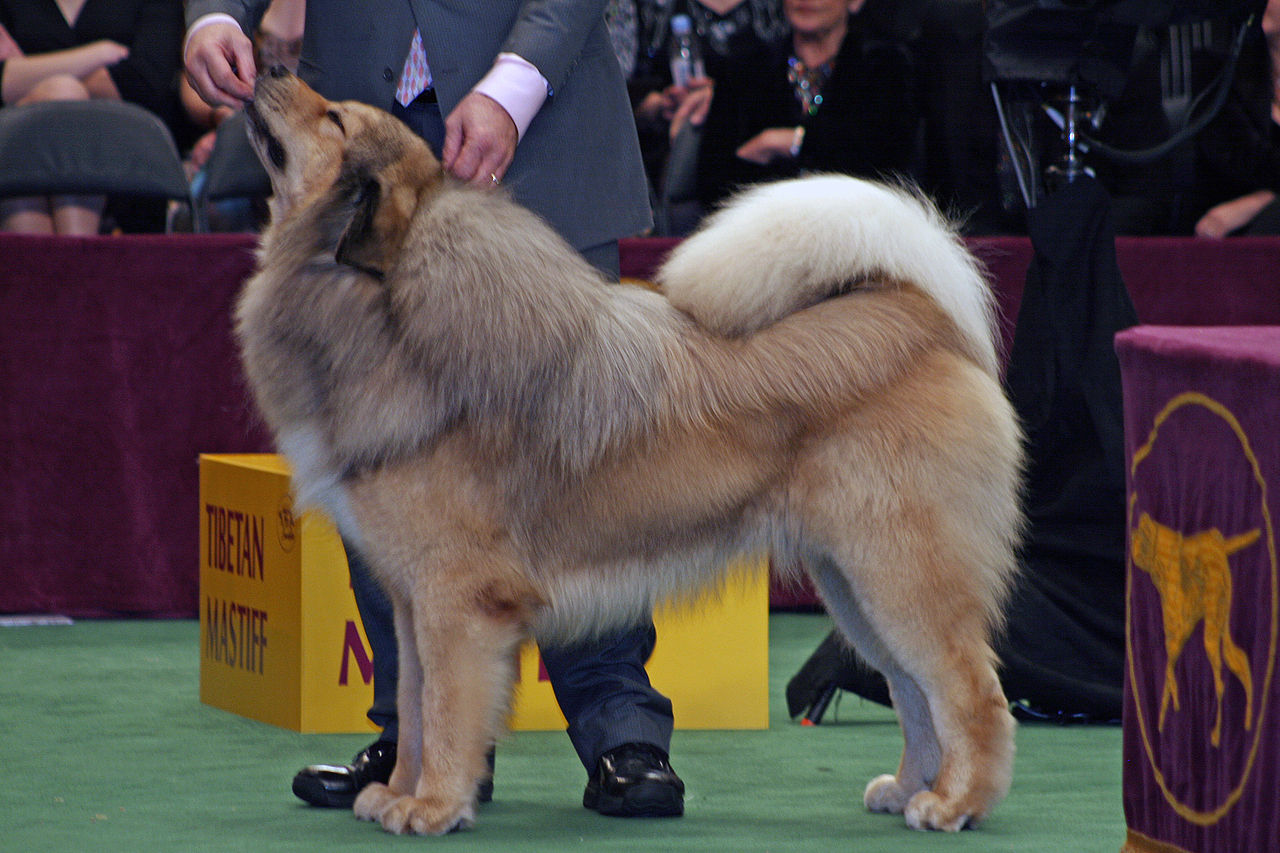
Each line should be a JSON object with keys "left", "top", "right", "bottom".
{"left": 471, "top": 52, "right": 550, "bottom": 142}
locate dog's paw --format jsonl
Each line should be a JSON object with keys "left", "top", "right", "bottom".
{"left": 903, "top": 790, "right": 974, "bottom": 832}
{"left": 863, "top": 774, "right": 912, "bottom": 814}
{"left": 353, "top": 782, "right": 397, "bottom": 823}
{"left": 354, "top": 784, "right": 476, "bottom": 836}
{"left": 384, "top": 797, "right": 476, "bottom": 836}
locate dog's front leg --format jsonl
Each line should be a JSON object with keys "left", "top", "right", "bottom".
{"left": 353, "top": 594, "right": 448, "bottom": 831}
{"left": 370, "top": 597, "right": 426, "bottom": 798}
{"left": 354, "top": 561, "right": 535, "bottom": 835}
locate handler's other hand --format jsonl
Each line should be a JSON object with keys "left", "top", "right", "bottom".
{"left": 442, "top": 92, "right": 518, "bottom": 187}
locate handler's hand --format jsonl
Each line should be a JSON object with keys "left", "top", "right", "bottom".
{"left": 442, "top": 92, "right": 518, "bottom": 187}
{"left": 184, "top": 20, "right": 256, "bottom": 109}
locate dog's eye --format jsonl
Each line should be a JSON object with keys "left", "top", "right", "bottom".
{"left": 326, "top": 110, "right": 345, "bottom": 133}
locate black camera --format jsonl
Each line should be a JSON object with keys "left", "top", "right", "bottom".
{"left": 982, "top": 0, "right": 1260, "bottom": 205}
{"left": 984, "top": 0, "right": 1254, "bottom": 97}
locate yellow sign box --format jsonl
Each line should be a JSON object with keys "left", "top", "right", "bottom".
{"left": 198, "top": 454, "right": 769, "bottom": 733}
{"left": 510, "top": 559, "right": 769, "bottom": 731}
{"left": 199, "top": 453, "right": 378, "bottom": 733}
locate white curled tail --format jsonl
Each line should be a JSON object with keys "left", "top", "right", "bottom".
{"left": 657, "top": 175, "right": 999, "bottom": 377}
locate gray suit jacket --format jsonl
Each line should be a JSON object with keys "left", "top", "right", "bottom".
{"left": 186, "top": 0, "right": 652, "bottom": 249}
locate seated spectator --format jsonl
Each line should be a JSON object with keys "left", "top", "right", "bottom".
{"left": 0, "top": 0, "right": 186, "bottom": 234}
{"left": 694, "top": 0, "right": 920, "bottom": 211}
{"left": 1191, "top": 0, "right": 1280, "bottom": 237}
{"left": 625, "top": 0, "right": 787, "bottom": 194}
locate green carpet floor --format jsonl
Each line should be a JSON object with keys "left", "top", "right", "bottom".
{"left": 1, "top": 613, "right": 1124, "bottom": 852}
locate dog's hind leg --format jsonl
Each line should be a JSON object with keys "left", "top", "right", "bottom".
{"left": 805, "top": 559, "right": 940, "bottom": 812}
{"left": 354, "top": 555, "right": 538, "bottom": 835}
{"left": 807, "top": 547, "right": 1015, "bottom": 832}
{"left": 794, "top": 356, "right": 1021, "bottom": 831}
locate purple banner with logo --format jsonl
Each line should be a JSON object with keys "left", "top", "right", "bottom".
{"left": 1118, "top": 326, "right": 1280, "bottom": 853}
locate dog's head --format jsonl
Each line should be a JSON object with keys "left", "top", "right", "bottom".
{"left": 245, "top": 66, "right": 441, "bottom": 277}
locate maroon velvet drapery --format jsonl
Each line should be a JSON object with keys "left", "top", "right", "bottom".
{"left": 2, "top": 234, "right": 1279, "bottom": 617}
{"left": 2, "top": 234, "right": 270, "bottom": 617}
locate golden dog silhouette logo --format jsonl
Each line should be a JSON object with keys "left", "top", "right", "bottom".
{"left": 1129, "top": 512, "right": 1258, "bottom": 746}
{"left": 1127, "top": 391, "right": 1277, "bottom": 826}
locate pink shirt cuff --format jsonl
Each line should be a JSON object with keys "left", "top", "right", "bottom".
{"left": 472, "top": 52, "right": 550, "bottom": 142}
{"left": 184, "top": 13, "right": 241, "bottom": 62}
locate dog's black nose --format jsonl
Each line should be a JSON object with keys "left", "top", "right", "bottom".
{"left": 267, "top": 64, "right": 290, "bottom": 79}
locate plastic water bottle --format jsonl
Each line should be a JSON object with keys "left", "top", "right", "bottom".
{"left": 668, "top": 14, "right": 705, "bottom": 88}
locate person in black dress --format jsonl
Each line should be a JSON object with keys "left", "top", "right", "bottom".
{"left": 694, "top": 0, "right": 919, "bottom": 210}
{"left": 0, "top": 0, "right": 185, "bottom": 233}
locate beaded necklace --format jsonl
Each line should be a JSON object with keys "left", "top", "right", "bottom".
{"left": 787, "top": 55, "right": 834, "bottom": 117}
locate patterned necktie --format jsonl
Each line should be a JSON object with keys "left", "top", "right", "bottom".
{"left": 395, "top": 29, "right": 431, "bottom": 107}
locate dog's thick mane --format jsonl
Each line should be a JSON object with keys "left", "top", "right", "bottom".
{"left": 384, "top": 185, "right": 678, "bottom": 470}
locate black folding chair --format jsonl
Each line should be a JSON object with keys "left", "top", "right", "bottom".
{"left": 191, "top": 110, "right": 271, "bottom": 233}
{"left": 0, "top": 99, "right": 192, "bottom": 230}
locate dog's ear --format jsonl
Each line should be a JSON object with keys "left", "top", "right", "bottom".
{"left": 334, "top": 166, "right": 417, "bottom": 279}
{"left": 334, "top": 174, "right": 386, "bottom": 278}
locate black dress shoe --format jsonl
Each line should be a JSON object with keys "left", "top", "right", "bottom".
{"left": 291, "top": 741, "right": 495, "bottom": 808}
{"left": 583, "top": 743, "right": 684, "bottom": 817}
{"left": 292, "top": 740, "right": 398, "bottom": 808}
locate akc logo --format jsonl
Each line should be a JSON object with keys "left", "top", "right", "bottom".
{"left": 277, "top": 493, "right": 297, "bottom": 553}
{"left": 1127, "top": 392, "right": 1277, "bottom": 826}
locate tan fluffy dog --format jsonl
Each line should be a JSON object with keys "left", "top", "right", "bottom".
{"left": 238, "top": 68, "right": 1024, "bottom": 836}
